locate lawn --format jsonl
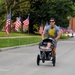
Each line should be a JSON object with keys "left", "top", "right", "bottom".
{"left": 0, "top": 31, "right": 37, "bottom": 37}
{"left": 0, "top": 31, "right": 70, "bottom": 48}
{"left": 0, "top": 31, "right": 41, "bottom": 48}
{"left": 0, "top": 37, "right": 41, "bottom": 48}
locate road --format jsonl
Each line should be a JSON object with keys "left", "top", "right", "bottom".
{"left": 0, "top": 37, "right": 75, "bottom": 75}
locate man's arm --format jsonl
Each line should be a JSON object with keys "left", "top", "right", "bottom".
{"left": 55, "top": 34, "right": 61, "bottom": 41}
{"left": 41, "top": 33, "right": 45, "bottom": 40}
{"left": 55, "top": 26, "right": 61, "bottom": 41}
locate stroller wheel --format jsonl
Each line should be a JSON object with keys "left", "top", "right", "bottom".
{"left": 37, "top": 54, "right": 40, "bottom": 66}
{"left": 52, "top": 56, "right": 56, "bottom": 66}
{"left": 41, "top": 53, "right": 45, "bottom": 63}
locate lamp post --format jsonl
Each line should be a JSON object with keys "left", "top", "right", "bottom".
{"left": 67, "top": 16, "right": 71, "bottom": 28}
{"left": 28, "top": 13, "right": 30, "bottom": 34}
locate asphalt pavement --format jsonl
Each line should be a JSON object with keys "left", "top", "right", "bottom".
{"left": 0, "top": 37, "right": 75, "bottom": 75}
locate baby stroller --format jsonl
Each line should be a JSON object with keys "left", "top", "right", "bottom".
{"left": 37, "top": 38, "right": 56, "bottom": 66}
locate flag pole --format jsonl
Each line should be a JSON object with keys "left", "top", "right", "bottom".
{"left": 28, "top": 14, "right": 30, "bottom": 34}
{"left": 19, "top": 16, "right": 21, "bottom": 45}
{"left": 39, "top": 20, "right": 43, "bottom": 35}
{"left": 10, "top": 8, "right": 11, "bottom": 33}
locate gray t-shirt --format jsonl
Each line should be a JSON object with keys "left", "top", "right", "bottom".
{"left": 43, "top": 25, "right": 60, "bottom": 39}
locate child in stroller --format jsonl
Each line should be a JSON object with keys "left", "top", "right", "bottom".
{"left": 39, "top": 38, "right": 54, "bottom": 50}
{"left": 37, "top": 38, "right": 56, "bottom": 66}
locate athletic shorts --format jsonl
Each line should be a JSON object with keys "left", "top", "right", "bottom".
{"left": 53, "top": 40, "right": 57, "bottom": 47}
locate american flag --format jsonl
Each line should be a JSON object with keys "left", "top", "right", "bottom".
{"left": 5, "top": 12, "right": 11, "bottom": 35}
{"left": 58, "top": 26, "right": 63, "bottom": 34}
{"left": 67, "top": 27, "right": 73, "bottom": 33}
{"left": 23, "top": 16, "right": 29, "bottom": 31}
{"left": 39, "top": 21, "right": 43, "bottom": 34}
{"left": 60, "top": 28, "right": 64, "bottom": 34}
{"left": 15, "top": 17, "right": 21, "bottom": 31}
{"left": 23, "top": 16, "right": 29, "bottom": 26}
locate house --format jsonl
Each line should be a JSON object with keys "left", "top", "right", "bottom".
{"left": 70, "top": 17, "right": 75, "bottom": 32}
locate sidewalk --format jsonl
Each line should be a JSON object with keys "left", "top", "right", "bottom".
{"left": 0, "top": 36, "right": 40, "bottom": 39}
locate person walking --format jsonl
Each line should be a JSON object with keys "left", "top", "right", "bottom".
{"left": 41, "top": 18, "right": 61, "bottom": 61}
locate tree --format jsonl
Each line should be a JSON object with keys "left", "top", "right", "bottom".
{"left": 0, "top": 0, "right": 75, "bottom": 33}
{"left": 30, "top": 0, "right": 74, "bottom": 28}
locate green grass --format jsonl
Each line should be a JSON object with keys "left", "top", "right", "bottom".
{"left": 0, "top": 31, "right": 41, "bottom": 48}
{"left": 0, "top": 31, "right": 37, "bottom": 37}
{"left": 60, "top": 34, "right": 70, "bottom": 39}
{"left": 0, "top": 31, "right": 71, "bottom": 48}
{"left": 0, "top": 37, "right": 41, "bottom": 48}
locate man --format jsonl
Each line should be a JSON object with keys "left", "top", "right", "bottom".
{"left": 41, "top": 18, "right": 61, "bottom": 59}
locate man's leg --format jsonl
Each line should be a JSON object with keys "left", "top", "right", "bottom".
{"left": 52, "top": 47, "right": 56, "bottom": 63}
{"left": 52, "top": 40, "right": 57, "bottom": 57}
{"left": 53, "top": 47, "right": 56, "bottom": 57}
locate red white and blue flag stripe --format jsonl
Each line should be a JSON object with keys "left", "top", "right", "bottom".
{"left": 15, "top": 17, "right": 21, "bottom": 31}
{"left": 39, "top": 21, "right": 43, "bottom": 34}
{"left": 23, "top": 16, "right": 29, "bottom": 26}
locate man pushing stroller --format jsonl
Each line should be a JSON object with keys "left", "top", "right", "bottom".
{"left": 41, "top": 18, "right": 61, "bottom": 61}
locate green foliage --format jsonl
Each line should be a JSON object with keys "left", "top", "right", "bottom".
{"left": 60, "top": 34, "right": 70, "bottom": 39}
{"left": 0, "top": 13, "right": 6, "bottom": 29}
{"left": 29, "top": 0, "right": 75, "bottom": 28}
{"left": 33, "top": 24, "right": 39, "bottom": 32}
{"left": 0, "top": 0, "right": 75, "bottom": 32}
